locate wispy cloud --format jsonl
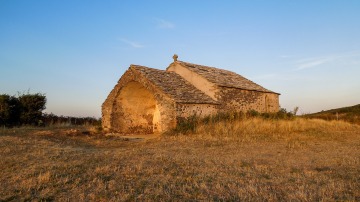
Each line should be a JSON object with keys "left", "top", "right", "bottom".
{"left": 154, "top": 18, "right": 175, "bottom": 29}
{"left": 296, "top": 57, "right": 331, "bottom": 70}
{"left": 118, "top": 38, "right": 144, "bottom": 48}
{"left": 294, "top": 51, "right": 360, "bottom": 71}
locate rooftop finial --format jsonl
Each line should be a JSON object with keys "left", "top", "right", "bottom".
{"left": 173, "top": 54, "right": 178, "bottom": 62}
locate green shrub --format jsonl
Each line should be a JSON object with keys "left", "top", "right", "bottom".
{"left": 18, "top": 93, "right": 46, "bottom": 126}
{"left": 0, "top": 92, "right": 47, "bottom": 127}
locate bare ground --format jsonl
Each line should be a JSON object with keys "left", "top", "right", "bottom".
{"left": 0, "top": 120, "right": 360, "bottom": 201}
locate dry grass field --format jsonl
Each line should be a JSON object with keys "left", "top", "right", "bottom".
{"left": 1, "top": 118, "right": 360, "bottom": 201}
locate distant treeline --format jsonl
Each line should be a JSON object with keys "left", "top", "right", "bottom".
{"left": 0, "top": 93, "right": 100, "bottom": 127}
{"left": 42, "top": 113, "right": 101, "bottom": 126}
{"left": 303, "top": 104, "right": 360, "bottom": 124}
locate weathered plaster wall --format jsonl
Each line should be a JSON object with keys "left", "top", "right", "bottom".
{"left": 264, "top": 93, "right": 280, "bottom": 112}
{"left": 102, "top": 68, "right": 177, "bottom": 133}
{"left": 217, "top": 87, "right": 279, "bottom": 113}
{"left": 176, "top": 103, "right": 218, "bottom": 118}
{"left": 115, "top": 81, "right": 158, "bottom": 133}
{"left": 167, "top": 63, "right": 218, "bottom": 100}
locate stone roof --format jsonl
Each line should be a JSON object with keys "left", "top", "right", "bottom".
{"left": 131, "top": 65, "right": 218, "bottom": 104}
{"left": 177, "top": 61, "right": 279, "bottom": 94}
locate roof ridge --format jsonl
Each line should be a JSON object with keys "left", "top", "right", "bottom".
{"left": 177, "top": 60, "right": 236, "bottom": 74}
{"left": 130, "top": 64, "right": 164, "bottom": 71}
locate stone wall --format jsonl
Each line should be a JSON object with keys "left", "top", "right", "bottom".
{"left": 217, "top": 87, "right": 279, "bottom": 113}
{"left": 176, "top": 103, "right": 218, "bottom": 118}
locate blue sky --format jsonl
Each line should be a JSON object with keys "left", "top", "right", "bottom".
{"left": 1, "top": 0, "right": 359, "bottom": 117}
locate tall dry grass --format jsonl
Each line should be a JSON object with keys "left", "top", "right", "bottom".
{"left": 194, "top": 117, "right": 358, "bottom": 139}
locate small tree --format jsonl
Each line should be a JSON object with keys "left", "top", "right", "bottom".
{"left": 0, "top": 94, "right": 21, "bottom": 127}
{"left": 0, "top": 94, "right": 11, "bottom": 126}
{"left": 18, "top": 93, "right": 46, "bottom": 125}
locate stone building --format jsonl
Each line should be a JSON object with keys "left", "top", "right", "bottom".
{"left": 102, "top": 55, "right": 280, "bottom": 133}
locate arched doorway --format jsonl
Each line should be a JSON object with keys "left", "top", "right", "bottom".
{"left": 113, "top": 81, "right": 161, "bottom": 133}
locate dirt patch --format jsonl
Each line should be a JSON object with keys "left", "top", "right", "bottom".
{"left": 32, "top": 130, "right": 54, "bottom": 136}
{"left": 105, "top": 133, "right": 161, "bottom": 142}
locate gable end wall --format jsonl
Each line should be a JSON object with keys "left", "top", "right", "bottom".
{"left": 167, "top": 63, "right": 219, "bottom": 100}
{"left": 102, "top": 68, "right": 177, "bottom": 133}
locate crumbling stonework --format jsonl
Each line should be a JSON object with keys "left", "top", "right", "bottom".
{"left": 102, "top": 56, "right": 280, "bottom": 133}
{"left": 217, "top": 87, "right": 279, "bottom": 113}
